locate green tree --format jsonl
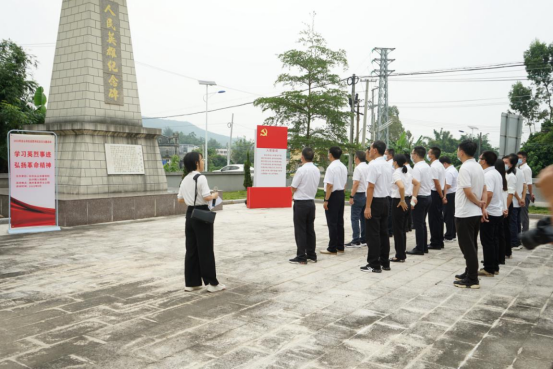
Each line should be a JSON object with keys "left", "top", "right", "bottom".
{"left": 163, "top": 155, "right": 180, "bottom": 172}
{"left": 231, "top": 137, "right": 254, "bottom": 164}
{"left": 253, "top": 18, "right": 350, "bottom": 155}
{"left": 524, "top": 39, "right": 553, "bottom": 121}
{"left": 0, "top": 40, "right": 45, "bottom": 172}
{"left": 508, "top": 82, "right": 546, "bottom": 133}
{"left": 243, "top": 151, "right": 253, "bottom": 189}
{"left": 387, "top": 106, "right": 408, "bottom": 143}
{"left": 424, "top": 129, "right": 460, "bottom": 153}
{"left": 208, "top": 138, "right": 222, "bottom": 150}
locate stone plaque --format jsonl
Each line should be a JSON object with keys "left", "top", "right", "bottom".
{"left": 105, "top": 144, "right": 145, "bottom": 175}
{"left": 100, "top": 0, "right": 124, "bottom": 105}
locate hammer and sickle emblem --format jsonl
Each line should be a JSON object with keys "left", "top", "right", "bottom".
{"left": 260, "top": 128, "right": 268, "bottom": 137}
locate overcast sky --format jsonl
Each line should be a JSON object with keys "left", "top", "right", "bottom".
{"left": 2, "top": 0, "right": 552, "bottom": 147}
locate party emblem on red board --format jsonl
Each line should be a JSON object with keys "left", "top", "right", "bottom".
{"left": 256, "top": 125, "right": 287, "bottom": 149}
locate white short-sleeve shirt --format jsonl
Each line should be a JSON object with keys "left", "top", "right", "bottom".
{"left": 484, "top": 167, "right": 504, "bottom": 217}
{"left": 445, "top": 165, "right": 459, "bottom": 194}
{"left": 352, "top": 162, "right": 368, "bottom": 194}
{"left": 513, "top": 169, "right": 526, "bottom": 208}
{"left": 430, "top": 160, "right": 446, "bottom": 192}
{"left": 504, "top": 172, "right": 516, "bottom": 207}
{"left": 405, "top": 165, "right": 414, "bottom": 196}
{"left": 520, "top": 163, "right": 533, "bottom": 186}
{"left": 323, "top": 159, "right": 348, "bottom": 192}
{"left": 391, "top": 167, "right": 412, "bottom": 199}
{"left": 455, "top": 158, "right": 485, "bottom": 218}
{"left": 291, "top": 162, "right": 320, "bottom": 200}
{"left": 412, "top": 161, "right": 433, "bottom": 196}
{"left": 178, "top": 171, "right": 211, "bottom": 206}
{"left": 366, "top": 156, "right": 392, "bottom": 198}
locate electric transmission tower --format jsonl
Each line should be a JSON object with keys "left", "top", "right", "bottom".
{"left": 371, "top": 48, "right": 395, "bottom": 145}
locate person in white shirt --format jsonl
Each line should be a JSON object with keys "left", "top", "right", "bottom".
{"left": 289, "top": 148, "right": 320, "bottom": 264}
{"left": 517, "top": 151, "right": 534, "bottom": 232}
{"left": 494, "top": 159, "right": 510, "bottom": 264}
{"left": 321, "top": 146, "right": 348, "bottom": 255}
{"left": 390, "top": 154, "right": 420, "bottom": 263}
{"left": 453, "top": 140, "right": 487, "bottom": 289}
{"left": 346, "top": 151, "right": 369, "bottom": 248}
{"left": 178, "top": 152, "right": 225, "bottom": 293}
{"left": 503, "top": 155, "right": 519, "bottom": 258}
{"left": 478, "top": 151, "right": 505, "bottom": 277}
{"left": 505, "top": 153, "right": 527, "bottom": 249}
{"left": 428, "top": 147, "right": 447, "bottom": 250}
{"left": 404, "top": 154, "right": 415, "bottom": 232}
{"left": 407, "top": 146, "right": 433, "bottom": 255}
{"left": 361, "top": 141, "right": 393, "bottom": 273}
{"left": 439, "top": 156, "right": 459, "bottom": 242}
{"left": 385, "top": 148, "right": 395, "bottom": 237}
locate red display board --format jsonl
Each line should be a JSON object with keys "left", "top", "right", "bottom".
{"left": 247, "top": 187, "right": 292, "bottom": 209}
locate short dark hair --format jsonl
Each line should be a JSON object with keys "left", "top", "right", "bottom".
{"left": 372, "top": 140, "right": 386, "bottom": 156}
{"left": 481, "top": 150, "right": 497, "bottom": 166}
{"left": 439, "top": 156, "right": 451, "bottom": 165}
{"left": 413, "top": 146, "right": 426, "bottom": 159}
{"left": 458, "top": 140, "right": 477, "bottom": 157}
{"left": 355, "top": 150, "right": 366, "bottom": 162}
{"left": 184, "top": 152, "right": 202, "bottom": 173}
{"left": 517, "top": 151, "right": 527, "bottom": 159}
{"left": 386, "top": 148, "right": 395, "bottom": 157}
{"left": 302, "top": 147, "right": 314, "bottom": 162}
{"left": 430, "top": 147, "right": 441, "bottom": 159}
{"left": 329, "top": 146, "right": 342, "bottom": 159}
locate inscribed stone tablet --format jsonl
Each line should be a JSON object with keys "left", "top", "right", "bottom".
{"left": 105, "top": 144, "right": 145, "bottom": 175}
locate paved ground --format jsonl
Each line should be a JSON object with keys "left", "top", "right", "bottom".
{"left": 0, "top": 204, "right": 552, "bottom": 369}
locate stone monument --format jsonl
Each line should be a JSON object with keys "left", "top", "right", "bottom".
{"left": 18, "top": 0, "right": 185, "bottom": 226}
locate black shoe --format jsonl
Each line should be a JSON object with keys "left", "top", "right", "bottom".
{"left": 360, "top": 265, "right": 382, "bottom": 273}
{"left": 382, "top": 266, "right": 391, "bottom": 271}
{"left": 307, "top": 257, "right": 317, "bottom": 263}
{"left": 424, "top": 249, "right": 429, "bottom": 253}
{"left": 289, "top": 257, "right": 307, "bottom": 264}
{"left": 455, "top": 272, "right": 466, "bottom": 281}
{"left": 345, "top": 241, "right": 362, "bottom": 248}
{"left": 406, "top": 248, "right": 424, "bottom": 255}
{"left": 453, "top": 278, "right": 480, "bottom": 289}
{"left": 390, "top": 258, "right": 405, "bottom": 263}
{"left": 428, "top": 246, "right": 443, "bottom": 250}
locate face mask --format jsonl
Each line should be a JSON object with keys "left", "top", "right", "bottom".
{"left": 411, "top": 155, "right": 415, "bottom": 162}
{"left": 457, "top": 155, "right": 462, "bottom": 161}
{"left": 517, "top": 159, "right": 522, "bottom": 165}
{"left": 426, "top": 154, "right": 430, "bottom": 161}
{"left": 505, "top": 164, "right": 509, "bottom": 171}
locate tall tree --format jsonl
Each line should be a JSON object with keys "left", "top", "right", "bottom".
{"left": 524, "top": 39, "right": 553, "bottom": 121}
{"left": 231, "top": 137, "right": 254, "bottom": 164}
{"left": 508, "top": 81, "right": 545, "bottom": 133}
{"left": 387, "top": 106, "right": 408, "bottom": 143}
{"left": 0, "top": 40, "right": 45, "bottom": 172}
{"left": 253, "top": 17, "right": 350, "bottom": 156}
{"left": 424, "top": 129, "right": 460, "bottom": 153}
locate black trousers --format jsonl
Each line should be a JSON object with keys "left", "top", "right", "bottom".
{"left": 456, "top": 216, "right": 481, "bottom": 282}
{"left": 480, "top": 215, "right": 502, "bottom": 273}
{"left": 392, "top": 198, "right": 408, "bottom": 260}
{"left": 294, "top": 200, "right": 316, "bottom": 260}
{"left": 366, "top": 197, "right": 390, "bottom": 269}
{"left": 498, "top": 214, "right": 507, "bottom": 264}
{"left": 413, "top": 195, "right": 431, "bottom": 252}
{"left": 504, "top": 204, "right": 513, "bottom": 257}
{"left": 429, "top": 191, "right": 444, "bottom": 248}
{"left": 325, "top": 190, "right": 345, "bottom": 252}
{"left": 185, "top": 206, "right": 219, "bottom": 287}
{"left": 405, "top": 196, "right": 413, "bottom": 232}
{"left": 444, "top": 193, "right": 456, "bottom": 240}
{"left": 387, "top": 197, "right": 393, "bottom": 236}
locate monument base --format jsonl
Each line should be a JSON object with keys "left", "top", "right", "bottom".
{"left": 247, "top": 187, "right": 292, "bottom": 209}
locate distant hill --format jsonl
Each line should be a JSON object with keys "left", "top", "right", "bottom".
{"left": 142, "top": 117, "right": 231, "bottom": 146}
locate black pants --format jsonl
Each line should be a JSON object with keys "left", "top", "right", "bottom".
{"left": 504, "top": 204, "right": 513, "bottom": 257}
{"left": 444, "top": 193, "right": 456, "bottom": 240}
{"left": 456, "top": 216, "right": 481, "bottom": 283}
{"left": 498, "top": 214, "right": 507, "bottom": 264}
{"left": 392, "top": 198, "right": 408, "bottom": 260}
{"left": 429, "top": 191, "right": 444, "bottom": 248}
{"left": 325, "top": 190, "right": 345, "bottom": 252}
{"left": 413, "top": 195, "right": 431, "bottom": 252}
{"left": 405, "top": 196, "right": 413, "bottom": 232}
{"left": 294, "top": 200, "right": 316, "bottom": 260}
{"left": 366, "top": 197, "right": 390, "bottom": 269}
{"left": 387, "top": 197, "right": 393, "bottom": 236}
{"left": 480, "top": 215, "right": 502, "bottom": 273}
{"left": 185, "top": 206, "right": 219, "bottom": 287}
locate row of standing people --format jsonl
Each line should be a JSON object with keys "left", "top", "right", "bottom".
{"left": 290, "top": 142, "right": 535, "bottom": 289}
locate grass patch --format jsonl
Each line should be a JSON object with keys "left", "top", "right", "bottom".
{"left": 529, "top": 206, "right": 550, "bottom": 215}
{"left": 222, "top": 190, "right": 248, "bottom": 200}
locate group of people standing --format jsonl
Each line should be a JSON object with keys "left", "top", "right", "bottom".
{"left": 290, "top": 141, "right": 535, "bottom": 289}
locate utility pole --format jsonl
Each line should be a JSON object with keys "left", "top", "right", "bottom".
{"left": 370, "top": 87, "right": 377, "bottom": 142}
{"left": 347, "top": 74, "right": 359, "bottom": 173}
{"left": 371, "top": 48, "right": 395, "bottom": 146}
{"left": 227, "top": 113, "right": 234, "bottom": 166}
{"left": 362, "top": 79, "right": 370, "bottom": 145}
{"left": 356, "top": 98, "right": 361, "bottom": 144}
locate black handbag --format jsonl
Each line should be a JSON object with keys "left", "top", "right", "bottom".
{"left": 190, "top": 174, "right": 216, "bottom": 224}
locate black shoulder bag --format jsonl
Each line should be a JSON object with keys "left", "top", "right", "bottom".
{"left": 190, "top": 174, "right": 216, "bottom": 224}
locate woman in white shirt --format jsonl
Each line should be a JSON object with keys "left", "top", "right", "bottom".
{"left": 495, "top": 159, "right": 511, "bottom": 263}
{"left": 178, "top": 152, "right": 225, "bottom": 293}
{"left": 390, "top": 154, "right": 420, "bottom": 262}
{"left": 503, "top": 155, "right": 519, "bottom": 257}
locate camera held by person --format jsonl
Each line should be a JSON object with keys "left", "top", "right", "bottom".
{"left": 520, "top": 217, "right": 553, "bottom": 250}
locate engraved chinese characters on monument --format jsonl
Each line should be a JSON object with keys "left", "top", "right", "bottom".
{"left": 105, "top": 144, "right": 145, "bottom": 175}
{"left": 101, "top": 0, "right": 124, "bottom": 105}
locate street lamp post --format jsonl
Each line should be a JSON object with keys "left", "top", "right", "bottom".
{"left": 198, "top": 80, "right": 225, "bottom": 172}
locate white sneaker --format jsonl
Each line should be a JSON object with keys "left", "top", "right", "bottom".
{"left": 444, "top": 238, "right": 457, "bottom": 243}
{"left": 207, "top": 284, "right": 226, "bottom": 293}
{"left": 184, "top": 286, "right": 203, "bottom": 292}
